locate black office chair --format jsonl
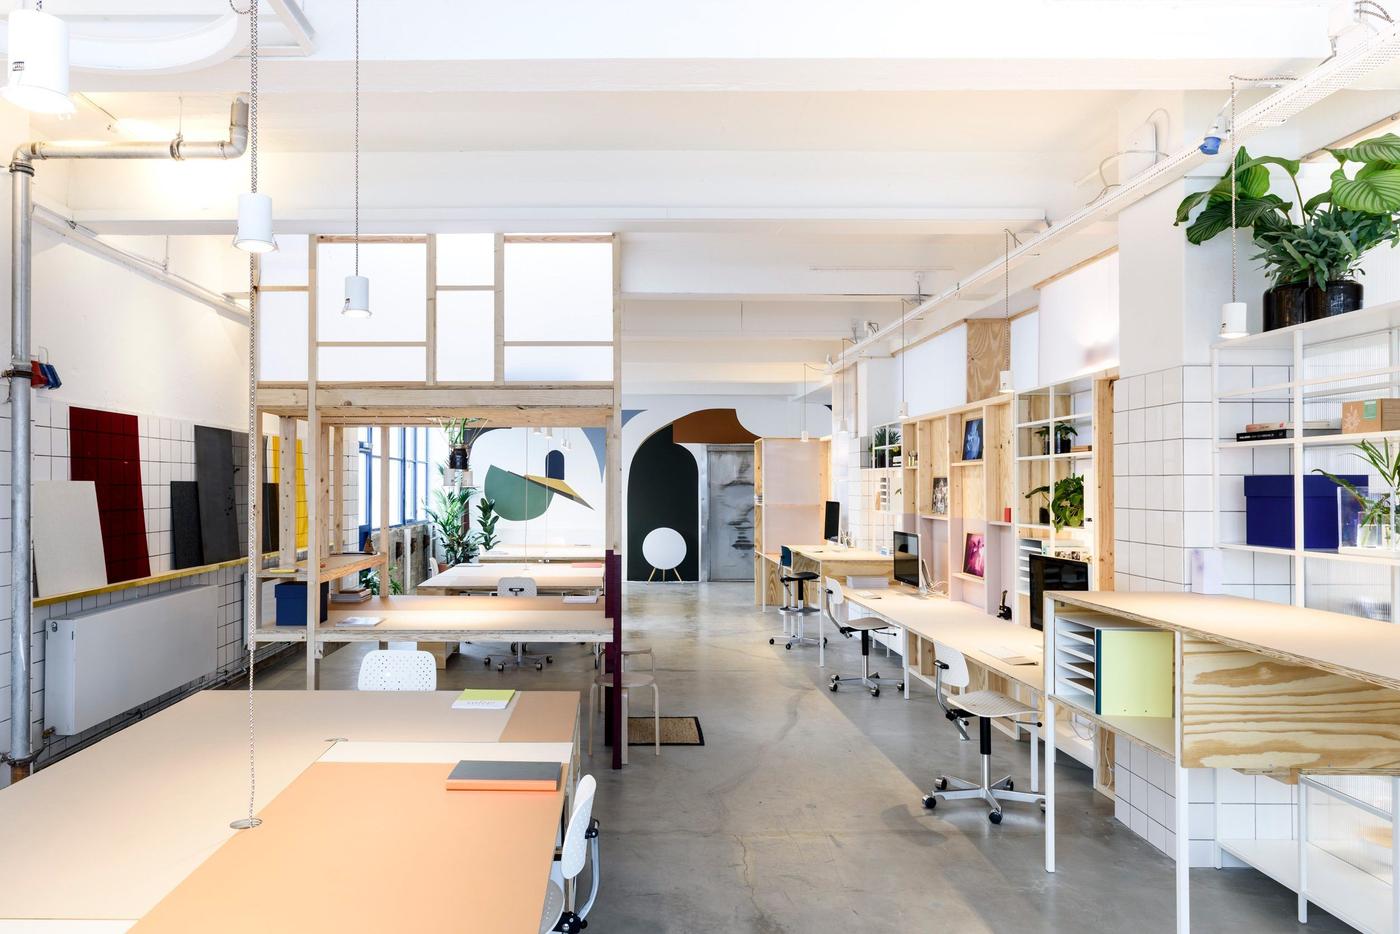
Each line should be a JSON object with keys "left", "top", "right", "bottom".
{"left": 823, "top": 578, "right": 902, "bottom": 697}
{"left": 769, "top": 545, "right": 822, "bottom": 650}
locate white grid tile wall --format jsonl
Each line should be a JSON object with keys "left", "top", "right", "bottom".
{"left": 0, "top": 398, "right": 360, "bottom": 784}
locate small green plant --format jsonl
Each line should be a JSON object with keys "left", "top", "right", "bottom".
{"left": 1025, "top": 473, "right": 1085, "bottom": 531}
{"left": 1033, "top": 423, "right": 1079, "bottom": 453}
{"left": 476, "top": 497, "right": 501, "bottom": 552}
{"left": 1314, "top": 439, "right": 1400, "bottom": 535}
{"left": 360, "top": 565, "right": 404, "bottom": 596}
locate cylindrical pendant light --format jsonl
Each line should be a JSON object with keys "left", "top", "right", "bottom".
{"left": 233, "top": 0, "right": 275, "bottom": 255}
{"left": 234, "top": 192, "right": 276, "bottom": 254}
{"left": 3, "top": 6, "right": 73, "bottom": 115}
{"left": 341, "top": 0, "right": 369, "bottom": 318}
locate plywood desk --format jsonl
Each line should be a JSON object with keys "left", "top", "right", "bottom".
{"left": 418, "top": 562, "right": 605, "bottom": 595}
{"left": 1043, "top": 591, "right": 1400, "bottom": 934}
{"left": 480, "top": 545, "right": 606, "bottom": 564}
{"left": 787, "top": 545, "right": 893, "bottom": 666}
{"left": 0, "top": 691, "right": 579, "bottom": 930}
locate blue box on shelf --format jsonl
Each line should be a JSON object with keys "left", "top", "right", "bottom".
{"left": 1242, "top": 474, "right": 1366, "bottom": 550}
{"left": 274, "top": 581, "right": 330, "bottom": 626}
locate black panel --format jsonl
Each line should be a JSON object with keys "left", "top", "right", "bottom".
{"left": 262, "top": 482, "right": 279, "bottom": 553}
{"left": 194, "top": 426, "right": 238, "bottom": 563}
{"left": 626, "top": 425, "right": 699, "bottom": 581}
{"left": 170, "top": 481, "right": 204, "bottom": 569}
{"left": 232, "top": 431, "right": 249, "bottom": 557}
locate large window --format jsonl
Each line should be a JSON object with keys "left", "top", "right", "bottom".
{"left": 360, "top": 426, "right": 433, "bottom": 530}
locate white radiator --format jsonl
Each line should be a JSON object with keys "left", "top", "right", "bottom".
{"left": 45, "top": 586, "right": 218, "bottom": 736}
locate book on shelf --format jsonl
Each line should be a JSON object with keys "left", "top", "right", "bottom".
{"left": 331, "top": 588, "right": 371, "bottom": 604}
{"left": 1235, "top": 426, "right": 1340, "bottom": 442}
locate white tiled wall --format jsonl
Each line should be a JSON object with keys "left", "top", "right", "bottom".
{"left": 0, "top": 398, "right": 360, "bottom": 782}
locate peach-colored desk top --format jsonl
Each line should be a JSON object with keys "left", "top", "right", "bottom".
{"left": 0, "top": 690, "right": 578, "bottom": 924}
{"left": 131, "top": 761, "right": 566, "bottom": 934}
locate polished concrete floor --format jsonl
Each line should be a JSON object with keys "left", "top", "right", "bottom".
{"left": 256, "top": 582, "right": 1347, "bottom": 933}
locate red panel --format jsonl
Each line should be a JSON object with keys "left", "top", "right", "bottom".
{"left": 69, "top": 406, "right": 150, "bottom": 584}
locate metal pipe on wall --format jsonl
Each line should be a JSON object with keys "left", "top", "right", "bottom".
{"left": 4, "top": 96, "right": 249, "bottom": 783}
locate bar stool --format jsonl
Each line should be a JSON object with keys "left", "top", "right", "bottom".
{"left": 588, "top": 670, "right": 660, "bottom": 763}
{"left": 770, "top": 545, "right": 821, "bottom": 650}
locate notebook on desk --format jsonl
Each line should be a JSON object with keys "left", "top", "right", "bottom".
{"left": 452, "top": 689, "right": 516, "bottom": 710}
{"left": 445, "top": 760, "right": 561, "bottom": 792}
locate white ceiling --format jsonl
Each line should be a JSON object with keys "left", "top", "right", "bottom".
{"left": 13, "top": 0, "right": 1400, "bottom": 394}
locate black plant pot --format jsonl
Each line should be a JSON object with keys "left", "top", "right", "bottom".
{"left": 448, "top": 446, "right": 470, "bottom": 470}
{"left": 1038, "top": 507, "right": 1050, "bottom": 526}
{"left": 1054, "top": 436, "right": 1073, "bottom": 454}
{"left": 1263, "top": 283, "right": 1310, "bottom": 331}
{"left": 1307, "top": 280, "right": 1363, "bottom": 321}
{"left": 1264, "top": 280, "right": 1364, "bottom": 330}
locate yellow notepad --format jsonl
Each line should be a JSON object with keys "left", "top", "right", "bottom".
{"left": 451, "top": 689, "right": 516, "bottom": 710}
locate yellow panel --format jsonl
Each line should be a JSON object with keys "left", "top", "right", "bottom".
{"left": 1097, "top": 629, "right": 1174, "bottom": 717}
{"left": 270, "top": 436, "right": 309, "bottom": 550}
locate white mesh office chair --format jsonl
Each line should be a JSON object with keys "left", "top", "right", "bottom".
{"left": 823, "top": 577, "right": 902, "bottom": 697}
{"left": 920, "top": 641, "right": 1044, "bottom": 824}
{"left": 539, "top": 774, "right": 601, "bottom": 934}
{"left": 356, "top": 649, "right": 437, "bottom": 691}
{"left": 485, "top": 576, "right": 553, "bottom": 671}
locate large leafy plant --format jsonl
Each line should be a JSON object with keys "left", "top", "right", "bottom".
{"left": 1175, "top": 138, "right": 1400, "bottom": 289}
{"left": 476, "top": 497, "right": 501, "bottom": 553}
{"left": 427, "top": 486, "right": 480, "bottom": 566}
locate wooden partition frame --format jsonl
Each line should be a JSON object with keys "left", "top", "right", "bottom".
{"left": 250, "top": 232, "right": 627, "bottom": 769}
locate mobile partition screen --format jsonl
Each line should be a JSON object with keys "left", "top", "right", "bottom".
{"left": 892, "top": 531, "right": 920, "bottom": 589}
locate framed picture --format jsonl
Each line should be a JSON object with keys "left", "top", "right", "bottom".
{"left": 962, "top": 417, "right": 984, "bottom": 462}
{"left": 962, "top": 532, "right": 986, "bottom": 578}
{"left": 931, "top": 477, "right": 949, "bottom": 515}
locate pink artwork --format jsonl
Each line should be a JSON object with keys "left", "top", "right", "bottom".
{"left": 963, "top": 532, "right": 986, "bottom": 578}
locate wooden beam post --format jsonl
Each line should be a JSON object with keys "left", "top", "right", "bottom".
{"left": 278, "top": 416, "right": 296, "bottom": 567}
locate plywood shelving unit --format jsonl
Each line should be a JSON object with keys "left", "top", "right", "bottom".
{"left": 901, "top": 395, "right": 1014, "bottom": 618}
{"left": 753, "top": 436, "right": 831, "bottom": 607}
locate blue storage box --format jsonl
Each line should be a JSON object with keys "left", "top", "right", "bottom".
{"left": 1243, "top": 474, "right": 1366, "bottom": 550}
{"left": 274, "top": 581, "right": 330, "bottom": 626}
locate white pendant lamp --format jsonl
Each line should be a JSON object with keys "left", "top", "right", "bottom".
{"left": 3, "top": 6, "right": 74, "bottom": 115}
{"left": 233, "top": 0, "right": 275, "bottom": 255}
{"left": 234, "top": 192, "right": 276, "bottom": 254}
{"left": 341, "top": 0, "right": 369, "bottom": 318}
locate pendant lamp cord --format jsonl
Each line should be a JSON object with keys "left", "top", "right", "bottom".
{"left": 1229, "top": 77, "right": 1238, "bottom": 304}
{"left": 353, "top": 0, "right": 360, "bottom": 276}
{"left": 237, "top": 0, "right": 261, "bottom": 832}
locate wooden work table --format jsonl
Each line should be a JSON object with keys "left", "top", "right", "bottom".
{"left": 0, "top": 690, "right": 580, "bottom": 930}
{"left": 256, "top": 594, "right": 611, "bottom": 643}
{"left": 1042, "top": 590, "right": 1400, "bottom": 934}
{"left": 417, "top": 561, "right": 605, "bottom": 595}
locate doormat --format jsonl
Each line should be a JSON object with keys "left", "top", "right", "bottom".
{"left": 627, "top": 716, "right": 704, "bottom": 746}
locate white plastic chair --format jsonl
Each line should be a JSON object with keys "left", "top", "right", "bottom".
{"left": 641, "top": 527, "right": 686, "bottom": 582}
{"left": 539, "top": 774, "right": 600, "bottom": 934}
{"left": 487, "top": 576, "right": 551, "bottom": 671}
{"left": 356, "top": 649, "right": 437, "bottom": 691}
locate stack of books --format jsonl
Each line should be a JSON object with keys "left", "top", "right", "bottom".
{"left": 331, "top": 588, "right": 371, "bottom": 605}
{"left": 1235, "top": 420, "right": 1338, "bottom": 443}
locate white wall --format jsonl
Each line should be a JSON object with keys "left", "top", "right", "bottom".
{"left": 29, "top": 234, "right": 249, "bottom": 429}
{"left": 1038, "top": 252, "right": 1120, "bottom": 384}
{"left": 900, "top": 327, "right": 966, "bottom": 417}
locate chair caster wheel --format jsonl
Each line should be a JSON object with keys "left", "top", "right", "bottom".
{"left": 921, "top": 795, "right": 937, "bottom": 810}
{"left": 546, "top": 656, "right": 554, "bottom": 663}
{"left": 822, "top": 637, "right": 828, "bottom": 646}
{"left": 484, "top": 659, "right": 491, "bottom": 667}
{"left": 1040, "top": 801, "right": 1047, "bottom": 813}
{"left": 897, "top": 682, "right": 905, "bottom": 692}
{"left": 785, "top": 643, "right": 792, "bottom": 650}
{"left": 768, "top": 638, "right": 775, "bottom": 645}
{"left": 497, "top": 664, "right": 506, "bottom": 672}
{"left": 535, "top": 663, "right": 544, "bottom": 671}
{"left": 935, "top": 777, "right": 948, "bottom": 791}
{"left": 829, "top": 682, "right": 838, "bottom": 692}
{"left": 870, "top": 687, "right": 880, "bottom": 697}
{"left": 988, "top": 810, "right": 1003, "bottom": 825}
{"left": 1005, "top": 780, "right": 1014, "bottom": 791}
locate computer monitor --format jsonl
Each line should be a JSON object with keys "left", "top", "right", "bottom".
{"left": 892, "top": 531, "right": 920, "bottom": 589}
{"left": 823, "top": 501, "right": 840, "bottom": 542}
{"left": 1029, "top": 554, "right": 1089, "bottom": 631}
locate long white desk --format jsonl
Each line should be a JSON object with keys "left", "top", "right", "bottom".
{"left": 479, "top": 545, "right": 606, "bottom": 564}
{"left": 0, "top": 690, "right": 580, "bottom": 932}
{"left": 418, "top": 561, "right": 604, "bottom": 595}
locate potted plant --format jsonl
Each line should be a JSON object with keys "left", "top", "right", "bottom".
{"left": 1315, "top": 439, "right": 1400, "bottom": 551}
{"left": 1032, "top": 423, "right": 1078, "bottom": 454}
{"left": 1174, "top": 139, "right": 1400, "bottom": 330}
{"left": 1025, "top": 473, "right": 1085, "bottom": 531}
{"left": 426, "top": 486, "right": 480, "bottom": 566}
{"left": 476, "top": 497, "right": 501, "bottom": 554}
{"left": 440, "top": 417, "right": 488, "bottom": 471}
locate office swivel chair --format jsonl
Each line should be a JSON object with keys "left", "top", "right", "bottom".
{"left": 769, "top": 545, "right": 822, "bottom": 651}
{"left": 823, "top": 578, "right": 903, "bottom": 697}
{"left": 539, "top": 774, "right": 601, "bottom": 934}
{"left": 485, "top": 576, "right": 553, "bottom": 671}
{"left": 921, "top": 641, "right": 1044, "bottom": 824}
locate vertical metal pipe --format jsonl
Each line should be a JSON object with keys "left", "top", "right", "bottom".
{"left": 9, "top": 163, "right": 33, "bottom": 782}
